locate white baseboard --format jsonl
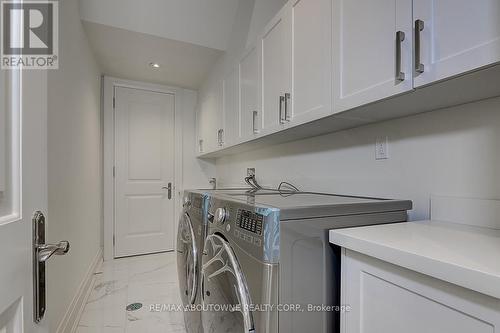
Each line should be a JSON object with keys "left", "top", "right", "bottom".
{"left": 56, "top": 248, "right": 103, "bottom": 333}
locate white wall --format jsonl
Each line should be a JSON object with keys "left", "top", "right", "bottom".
{"left": 46, "top": 0, "right": 102, "bottom": 331}
{"left": 216, "top": 97, "right": 500, "bottom": 221}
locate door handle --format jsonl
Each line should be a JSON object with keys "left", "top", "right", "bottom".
{"left": 199, "top": 139, "right": 204, "bottom": 153}
{"left": 279, "top": 95, "right": 285, "bottom": 124}
{"left": 33, "top": 211, "right": 70, "bottom": 323}
{"left": 284, "top": 93, "right": 291, "bottom": 121}
{"left": 37, "top": 241, "right": 70, "bottom": 262}
{"left": 252, "top": 110, "right": 259, "bottom": 134}
{"left": 415, "top": 19, "right": 425, "bottom": 74}
{"left": 163, "top": 183, "right": 172, "bottom": 199}
{"left": 396, "top": 31, "right": 406, "bottom": 82}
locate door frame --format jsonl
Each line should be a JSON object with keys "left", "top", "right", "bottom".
{"left": 103, "top": 76, "right": 184, "bottom": 261}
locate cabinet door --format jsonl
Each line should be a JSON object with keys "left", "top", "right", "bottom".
{"left": 199, "top": 81, "right": 223, "bottom": 153}
{"left": 195, "top": 104, "right": 204, "bottom": 154}
{"left": 239, "top": 46, "right": 261, "bottom": 139}
{"left": 223, "top": 67, "right": 240, "bottom": 146}
{"left": 290, "top": 0, "right": 332, "bottom": 125}
{"left": 341, "top": 250, "right": 500, "bottom": 333}
{"left": 261, "top": 5, "right": 292, "bottom": 132}
{"left": 333, "top": 0, "right": 413, "bottom": 113}
{"left": 413, "top": 0, "right": 500, "bottom": 87}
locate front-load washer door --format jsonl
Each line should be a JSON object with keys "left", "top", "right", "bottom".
{"left": 177, "top": 212, "right": 198, "bottom": 305}
{"left": 202, "top": 234, "right": 255, "bottom": 333}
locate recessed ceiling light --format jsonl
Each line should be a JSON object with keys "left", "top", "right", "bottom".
{"left": 149, "top": 62, "right": 161, "bottom": 69}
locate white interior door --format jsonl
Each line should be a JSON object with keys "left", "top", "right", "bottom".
{"left": 0, "top": 67, "right": 49, "bottom": 333}
{"left": 114, "top": 87, "right": 175, "bottom": 258}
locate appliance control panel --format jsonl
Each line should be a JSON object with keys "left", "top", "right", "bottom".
{"left": 237, "top": 209, "right": 263, "bottom": 235}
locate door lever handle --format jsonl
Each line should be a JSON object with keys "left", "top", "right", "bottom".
{"left": 163, "top": 182, "right": 173, "bottom": 199}
{"left": 32, "top": 211, "right": 70, "bottom": 323}
{"left": 37, "top": 241, "right": 70, "bottom": 262}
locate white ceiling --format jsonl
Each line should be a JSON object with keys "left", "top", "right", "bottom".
{"left": 82, "top": 21, "right": 223, "bottom": 89}
{"left": 79, "top": 0, "right": 239, "bottom": 51}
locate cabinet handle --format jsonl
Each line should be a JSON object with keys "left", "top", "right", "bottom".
{"left": 252, "top": 110, "right": 259, "bottom": 134}
{"left": 217, "top": 129, "right": 224, "bottom": 147}
{"left": 284, "top": 93, "right": 291, "bottom": 121}
{"left": 415, "top": 19, "right": 425, "bottom": 74}
{"left": 220, "top": 129, "right": 224, "bottom": 146}
{"left": 279, "top": 95, "right": 285, "bottom": 124}
{"left": 396, "top": 31, "right": 406, "bottom": 82}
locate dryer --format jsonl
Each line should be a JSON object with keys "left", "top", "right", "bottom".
{"left": 201, "top": 192, "right": 412, "bottom": 333}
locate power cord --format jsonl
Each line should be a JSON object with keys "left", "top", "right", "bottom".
{"left": 244, "top": 175, "right": 300, "bottom": 195}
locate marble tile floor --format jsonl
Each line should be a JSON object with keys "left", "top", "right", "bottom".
{"left": 76, "top": 252, "right": 187, "bottom": 333}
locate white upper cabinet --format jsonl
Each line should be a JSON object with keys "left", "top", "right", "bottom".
{"left": 239, "top": 46, "right": 261, "bottom": 139}
{"left": 223, "top": 67, "right": 240, "bottom": 146}
{"left": 261, "top": 0, "right": 333, "bottom": 131}
{"left": 290, "top": 0, "right": 332, "bottom": 124}
{"left": 333, "top": 0, "right": 414, "bottom": 113}
{"left": 261, "top": 6, "right": 292, "bottom": 133}
{"left": 413, "top": 0, "right": 500, "bottom": 87}
{"left": 197, "top": 0, "right": 500, "bottom": 157}
{"left": 198, "top": 81, "right": 223, "bottom": 154}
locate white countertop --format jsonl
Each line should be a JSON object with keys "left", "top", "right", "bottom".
{"left": 330, "top": 221, "right": 500, "bottom": 299}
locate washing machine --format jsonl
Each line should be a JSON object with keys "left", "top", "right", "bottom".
{"left": 177, "top": 190, "right": 209, "bottom": 333}
{"left": 201, "top": 192, "right": 412, "bottom": 333}
{"left": 177, "top": 188, "right": 255, "bottom": 333}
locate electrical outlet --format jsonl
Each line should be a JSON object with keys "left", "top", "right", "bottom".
{"left": 247, "top": 168, "right": 256, "bottom": 177}
{"left": 375, "top": 137, "right": 389, "bottom": 160}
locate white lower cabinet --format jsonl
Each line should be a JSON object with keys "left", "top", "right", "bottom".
{"left": 341, "top": 249, "right": 500, "bottom": 333}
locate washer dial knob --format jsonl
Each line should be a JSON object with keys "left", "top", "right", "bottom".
{"left": 214, "top": 208, "right": 228, "bottom": 224}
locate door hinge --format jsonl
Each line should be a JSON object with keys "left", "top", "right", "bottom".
{"left": 113, "top": 235, "right": 115, "bottom": 246}
{"left": 113, "top": 166, "right": 116, "bottom": 178}
{"left": 113, "top": 97, "right": 115, "bottom": 109}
